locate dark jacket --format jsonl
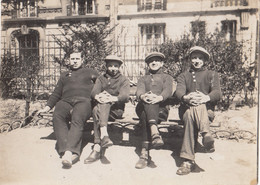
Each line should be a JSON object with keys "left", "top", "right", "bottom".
{"left": 175, "top": 68, "right": 222, "bottom": 103}
{"left": 91, "top": 72, "right": 130, "bottom": 108}
{"left": 47, "top": 67, "right": 99, "bottom": 109}
{"left": 136, "top": 69, "right": 174, "bottom": 101}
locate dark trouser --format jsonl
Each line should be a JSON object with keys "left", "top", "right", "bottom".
{"left": 136, "top": 102, "right": 169, "bottom": 142}
{"left": 53, "top": 97, "right": 92, "bottom": 156}
{"left": 179, "top": 104, "right": 210, "bottom": 161}
{"left": 93, "top": 103, "right": 124, "bottom": 144}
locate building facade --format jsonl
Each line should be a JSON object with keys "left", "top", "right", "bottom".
{"left": 1, "top": 0, "right": 259, "bottom": 92}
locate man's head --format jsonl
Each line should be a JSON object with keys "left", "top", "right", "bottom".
{"left": 69, "top": 52, "right": 83, "bottom": 70}
{"left": 145, "top": 52, "right": 165, "bottom": 72}
{"left": 104, "top": 55, "right": 123, "bottom": 76}
{"left": 189, "top": 46, "right": 210, "bottom": 70}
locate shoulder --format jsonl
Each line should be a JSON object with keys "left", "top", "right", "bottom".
{"left": 82, "top": 67, "right": 99, "bottom": 74}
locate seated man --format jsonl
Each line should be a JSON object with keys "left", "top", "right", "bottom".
{"left": 84, "top": 55, "right": 130, "bottom": 164}
{"left": 135, "top": 52, "right": 174, "bottom": 169}
{"left": 37, "top": 51, "right": 99, "bottom": 168}
{"left": 175, "top": 46, "right": 222, "bottom": 175}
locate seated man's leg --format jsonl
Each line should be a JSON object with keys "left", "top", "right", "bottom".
{"left": 143, "top": 103, "right": 164, "bottom": 147}
{"left": 177, "top": 107, "right": 196, "bottom": 175}
{"left": 98, "top": 103, "right": 113, "bottom": 148}
{"left": 53, "top": 100, "right": 73, "bottom": 157}
{"left": 84, "top": 104, "right": 102, "bottom": 164}
{"left": 193, "top": 104, "right": 214, "bottom": 152}
{"left": 135, "top": 102, "right": 150, "bottom": 169}
{"left": 64, "top": 98, "right": 92, "bottom": 167}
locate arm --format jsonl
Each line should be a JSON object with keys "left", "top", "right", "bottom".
{"left": 136, "top": 77, "right": 146, "bottom": 101}
{"left": 46, "top": 78, "right": 63, "bottom": 109}
{"left": 175, "top": 73, "right": 187, "bottom": 101}
{"left": 208, "top": 71, "right": 222, "bottom": 102}
{"left": 91, "top": 78, "right": 102, "bottom": 100}
{"left": 117, "top": 77, "right": 130, "bottom": 103}
{"left": 160, "top": 75, "right": 174, "bottom": 100}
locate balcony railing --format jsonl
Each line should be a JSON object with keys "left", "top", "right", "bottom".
{"left": 211, "top": 0, "right": 248, "bottom": 7}
{"left": 138, "top": 0, "right": 167, "bottom": 11}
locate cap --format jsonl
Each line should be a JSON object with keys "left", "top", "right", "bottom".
{"left": 104, "top": 55, "right": 123, "bottom": 65}
{"left": 189, "top": 46, "right": 210, "bottom": 61}
{"left": 145, "top": 52, "right": 165, "bottom": 63}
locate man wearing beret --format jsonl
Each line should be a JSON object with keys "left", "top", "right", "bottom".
{"left": 135, "top": 51, "right": 174, "bottom": 169}
{"left": 175, "top": 46, "right": 222, "bottom": 175}
{"left": 37, "top": 52, "right": 99, "bottom": 168}
{"left": 84, "top": 55, "right": 130, "bottom": 164}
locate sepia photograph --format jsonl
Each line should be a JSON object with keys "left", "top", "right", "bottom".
{"left": 0, "top": 0, "right": 259, "bottom": 185}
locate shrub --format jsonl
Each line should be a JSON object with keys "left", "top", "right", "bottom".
{"left": 159, "top": 29, "right": 257, "bottom": 110}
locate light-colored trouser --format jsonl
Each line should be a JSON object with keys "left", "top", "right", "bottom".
{"left": 92, "top": 103, "right": 123, "bottom": 144}
{"left": 180, "top": 104, "right": 210, "bottom": 161}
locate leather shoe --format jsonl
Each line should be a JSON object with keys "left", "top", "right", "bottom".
{"left": 135, "top": 157, "right": 148, "bottom": 169}
{"left": 176, "top": 160, "right": 195, "bottom": 175}
{"left": 202, "top": 134, "right": 215, "bottom": 153}
{"left": 84, "top": 150, "right": 101, "bottom": 164}
{"left": 151, "top": 134, "right": 164, "bottom": 148}
{"left": 101, "top": 136, "right": 113, "bottom": 148}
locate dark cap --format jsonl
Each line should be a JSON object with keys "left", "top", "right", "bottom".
{"left": 104, "top": 55, "right": 123, "bottom": 65}
{"left": 145, "top": 52, "right": 165, "bottom": 63}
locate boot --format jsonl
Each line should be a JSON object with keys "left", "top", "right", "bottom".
{"left": 135, "top": 142, "right": 149, "bottom": 169}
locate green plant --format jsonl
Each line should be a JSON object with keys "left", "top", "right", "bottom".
{"left": 52, "top": 22, "right": 115, "bottom": 72}
{"left": 159, "top": 28, "right": 257, "bottom": 110}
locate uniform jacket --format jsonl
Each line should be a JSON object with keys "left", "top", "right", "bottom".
{"left": 47, "top": 67, "right": 99, "bottom": 109}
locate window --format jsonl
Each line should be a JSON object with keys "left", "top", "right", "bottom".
{"left": 191, "top": 21, "right": 206, "bottom": 38}
{"left": 71, "top": 0, "right": 95, "bottom": 15}
{"left": 137, "top": 0, "right": 167, "bottom": 11}
{"left": 18, "top": 30, "right": 39, "bottom": 62}
{"left": 14, "top": 0, "right": 38, "bottom": 18}
{"left": 221, "top": 20, "right": 237, "bottom": 40}
{"left": 139, "top": 24, "right": 165, "bottom": 52}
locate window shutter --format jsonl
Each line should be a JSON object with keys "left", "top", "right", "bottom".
{"left": 137, "top": 0, "right": 141, "bottom": 11}
{"left": 241, "top": 11, "right": 249, "bottom": 29}
{"left": 163, "top": 0, "right": 167, "bottom": 10}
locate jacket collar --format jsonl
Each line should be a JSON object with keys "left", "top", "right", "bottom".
{"left": 104, "top": 72, "right": 121, "bottom": 79}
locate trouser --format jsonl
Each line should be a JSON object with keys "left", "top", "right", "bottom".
{"left": 53, "top": 97, "right": 92, "bottom": 156}
{"left": 179, "top": 104, "right": 210, "bottom": 161}
{"left": 93, "top": 103, "right": 124, "bottom": 144}
{"left": 136, "top": 102, "right": 169, "bottom": 142}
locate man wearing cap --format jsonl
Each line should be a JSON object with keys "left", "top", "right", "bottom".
{"left": 84, "top": 55, "right": 130, "bottom": 164}
{"left": 175, "top": 46, "right": 222, "bottom": 175}
{"left": 135, "top": 51, "right": 174, "bottom": 169}
{"left": 37, "top": 52, "right": 99, "bottom": 168}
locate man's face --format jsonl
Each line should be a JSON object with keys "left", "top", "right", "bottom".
{"left": 147, "top": 57, "right": 163, "bottom": 71}
{"left": 69, "top": 52, "right": 83, "bottom": 69}
{"left": 106, "top": 61, "right": 121, "bottom": 76}
{"left": 190, "top": 52, "right": 205, "bottom": 69}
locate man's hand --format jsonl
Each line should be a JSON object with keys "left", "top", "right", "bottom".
{"left": 37, "top": 106, "right": 51, "bottom": 116}
{"left": 140, "top": 91, "right": 163, "bottom": 104}
{"left": 183, "top": 91, "right": 210, "bottom": 106}
{"left": 95, "top": 91, "right": 118, "bottom": 104}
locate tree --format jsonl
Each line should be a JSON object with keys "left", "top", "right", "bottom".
{"left": 52, "top": 22, "right": 115, "bottom": 72}
{"left": 159, "top": 27, "right": 257, "bottom": 110}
